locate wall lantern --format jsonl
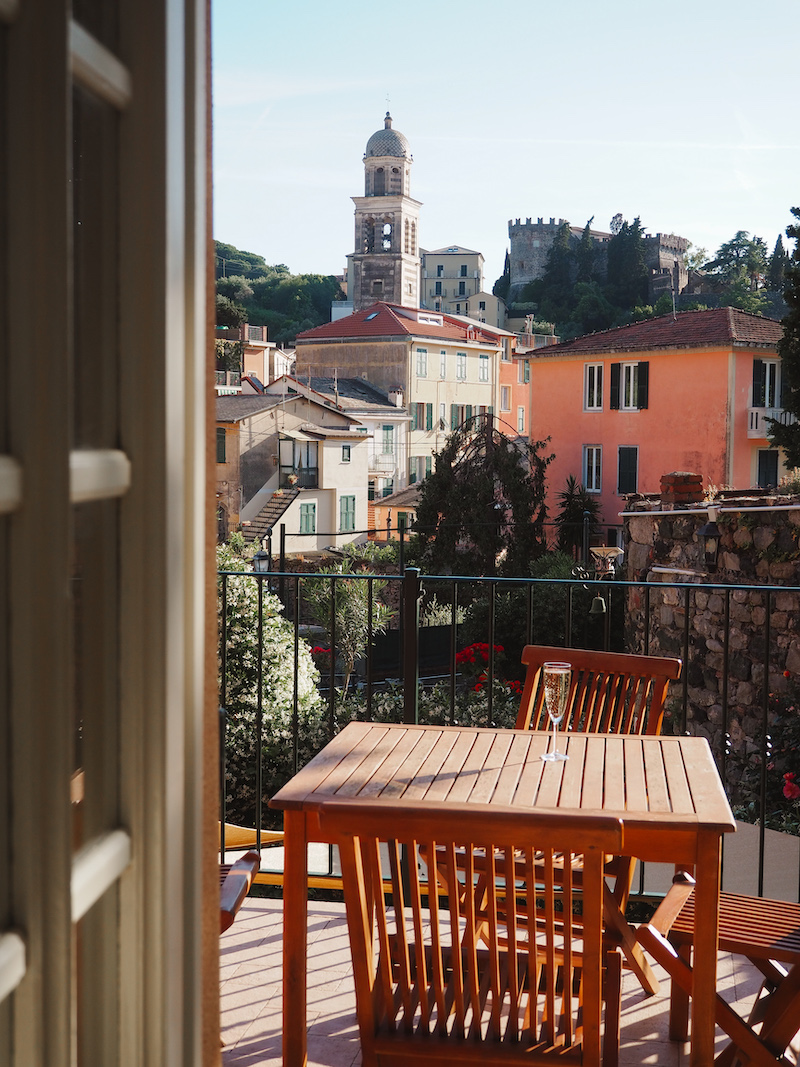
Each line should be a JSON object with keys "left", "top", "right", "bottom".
{"left": 252, "top": 527, "right": 273, "bottom": 574}
{"left": 697, "top": 507, "right": 721, "bottom": 572}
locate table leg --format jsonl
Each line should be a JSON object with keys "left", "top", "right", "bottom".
{"left": 690, "top": 831, "right": 722, "bottom": 1066}
{"left": 282, "top": 810, "right": 308, "bottom": 1066}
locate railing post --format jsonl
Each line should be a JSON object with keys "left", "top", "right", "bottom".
{"left": 402, "top": 567, "right": 421, "bottom": 724}
{"left": 399, "top": 516, "right": 405, "bottom": 573}
{"left": 279, "top": 523, "right": 286, "bottom": 604}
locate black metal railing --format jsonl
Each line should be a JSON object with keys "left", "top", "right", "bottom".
{"left": 218, "top": 565, "right": 800, "bottom": 901}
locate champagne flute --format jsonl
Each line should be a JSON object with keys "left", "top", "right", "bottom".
{"left": 541, "top": 662, "right": 571, "bottom": 762}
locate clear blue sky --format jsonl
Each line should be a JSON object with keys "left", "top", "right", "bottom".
{"left": 212, "top": 0, "right": 799, "bottom": 288}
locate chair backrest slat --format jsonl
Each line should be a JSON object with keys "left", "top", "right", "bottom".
{"left": 326, "top": 799, "right": 623, "bottom": 1063}
{"left": 516, "top": 645, "right": 682, "bottom": 736}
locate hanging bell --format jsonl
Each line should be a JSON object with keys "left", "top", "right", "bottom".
{"left": 589, "top": 594, "right": 607, "bottom": 615}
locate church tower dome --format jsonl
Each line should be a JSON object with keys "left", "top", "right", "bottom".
{"left": 364, "top": 112, "right": 411, "bottom": 160}
{"left": 347, "top": 113, "right": 422, "bottom": 311}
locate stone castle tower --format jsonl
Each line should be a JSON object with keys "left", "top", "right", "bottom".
{"left": 346, "top": 113, "right": 422, "bottom": 311}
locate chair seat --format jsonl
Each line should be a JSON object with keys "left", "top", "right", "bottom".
{"left": 669, "top": 891, "right": 800, "bottom": 966}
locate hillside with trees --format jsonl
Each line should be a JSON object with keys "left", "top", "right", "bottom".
{"left": 214, "top": 240, "right": 343, "bottom": 345}
{"left": 494, "top": 218, "right": 788, "bottom": 339}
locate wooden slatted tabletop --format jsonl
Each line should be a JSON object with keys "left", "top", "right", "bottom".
{"left": 270, "top": 721, "right": 736, "bottom": 1067}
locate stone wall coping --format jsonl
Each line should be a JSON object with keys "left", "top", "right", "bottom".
{"left": 621, "top": 502, "right": 800, "bottom": 518}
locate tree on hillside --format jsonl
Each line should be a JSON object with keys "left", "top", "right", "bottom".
{"left": 576, "top": 217, "right": 596, "bottom": 283}
{"left": 605, "top": 217, "right": 648, "bottom": 308}
{"left": 493, "top": 250, "right": 511, "bottom": 299}
{"left": 767, "top": 208, "right": 800, "bottom": 465}
{"left": 414, "top": 416, "right": 553, "bottom": 577}
{"left": 215, "top": 293, "right": 246, "bottom": 327}
{"left": 768, "top": 235, "right": 790, "bottom": 292}
{"left": 521, "top": 221, "right": 574, "bottom": 325}
{"left": 706, "top": 231, "right": 768, "bottom": 291}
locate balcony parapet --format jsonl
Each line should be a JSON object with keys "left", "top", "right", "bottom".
{"left": 748, "top": 406, "right": 796, "bottom": 439}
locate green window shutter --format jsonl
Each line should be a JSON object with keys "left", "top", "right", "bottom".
{"left": 409, "top": 457, "right": 417, "bottom": 484}
{"left": 216, "top": 427, "right": 226, "bottom": 463}
{"left": 752, "top": 359, "right": 766, "bottom": 407}
{"left": 451, "top": 404, "right": 458, "bottom": 430}
{"left": 425, "top": 455, "right": 432, "bottom": 477}
{"left": 426, "top": 403, "right": 433, "bottom": 431}
{"left": 609, "top": 363, "right": 621, "bottom": 409}
{"left": 488, "top": 406, "right": 494, "bottom": 416}
{"left": 465, "top": 404, "right": 473, "bottom": 423}
{"left": 637, "top": 362, "right": 649, "bottom": 409}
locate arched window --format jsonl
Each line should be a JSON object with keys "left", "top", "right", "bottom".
{"left": 364, "top": 217, "right": 375, "bottom": 253}
{"left": 404, "top": 219, "right": 410, "bottom": 253}
{"left": 411, "top": 221, "right": 417, "bottom": 255}
{"left": 382, "top": 218, "right": 392, "bottom": 251}
{"left": 374, "top": 167, "right": 385, "bottom": 195}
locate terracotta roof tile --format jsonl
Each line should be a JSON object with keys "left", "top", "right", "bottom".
{"left": 533, "top": 307, "right": 782, "bottom": 358}
{"left": 297, "top": 302, "right": 500, "bottom": 345}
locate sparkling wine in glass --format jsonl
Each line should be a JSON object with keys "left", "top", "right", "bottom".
{"left": 541, "top": 662, "right": 571, "bottom": 762}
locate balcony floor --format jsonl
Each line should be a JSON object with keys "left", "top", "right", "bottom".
{"left": 220, "top": 894, "right": 777, "bottom": 1067}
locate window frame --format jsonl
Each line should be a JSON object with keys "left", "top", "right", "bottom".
{"left": 517, "top": 406, "right": 525, "bottom": 433}
{"left": 439, "top": 350, "right": 447, "bottom": 379}
{"left": 415, "top": 347, "right": 427, "bottom": 378}
{"left": 584, "top": 363, "right": 603, "bottom": 411}
{"left": 584, "top": 445, "right": 602, "bottom": 493}
{"left": 341, "top": 444, "right": 351, "bottom": 463}
{"left": 500, "top": 386, "right": 510, "bottom": 412}
{"left": 456, "top": 352, "right": 467, "bottom": 381}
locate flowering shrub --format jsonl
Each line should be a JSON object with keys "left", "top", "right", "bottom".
{"left": 455, "top": 642, "right": 506, "bottom": 681}
{"left": 340, "top": 675, "right": 522, "bottom": 731}
{"left": 731, "top": 670, "right": 800, "bottom": 835}
{"left": 218, "top": 542, "right": 325, "bottom": 826}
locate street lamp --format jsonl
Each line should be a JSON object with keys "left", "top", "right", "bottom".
{"left": 252, "top": 527, "right": 273, "bottom": 575}
{"left": 697, "top": 508, "right": 721, "bottom": 572}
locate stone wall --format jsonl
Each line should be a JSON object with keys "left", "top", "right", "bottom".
{"left": 623, "top": 485, "right": 800, "bottom": 748}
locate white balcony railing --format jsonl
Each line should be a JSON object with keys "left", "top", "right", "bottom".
{"left": 369, "top": 453, "right": 396, "bottom": 473}
{"left": 748, "top": 407, "right": 797, "bottom": 439}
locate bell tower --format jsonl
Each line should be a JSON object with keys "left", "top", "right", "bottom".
{"left": 347, "top": 113, "right": 421, "bottom": 311}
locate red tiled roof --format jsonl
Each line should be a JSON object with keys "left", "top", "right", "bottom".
{"left": 296, "top": 302, "right": 500, "bottom": 345}
{"left": 533, "top": 307, "right": 782, "bottom": 357}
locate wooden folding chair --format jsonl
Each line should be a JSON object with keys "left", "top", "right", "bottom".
{"left": 219, "top": 851, "right": 260, "bottom": 933}
{"left": 426, "top": 646, "right": 681, "bottom": 995}
{"left": 514, "top": 645, "right": 682, "bottom": 737}
{"left": 321, "top": 798, "right": 625, "bottom": 1066}
{"left": 637, "top": 873, "right": 800, "bottom": 1066}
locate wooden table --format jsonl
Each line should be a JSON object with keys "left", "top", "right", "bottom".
{"left": 270, "top": 721, "right": 736, "bottom": 1066}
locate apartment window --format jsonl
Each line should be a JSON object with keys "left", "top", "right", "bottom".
{"left": 460, "top": 264, "right": 468, "bottom": 276}
{"left": 434, "top": 280, "right": 442, "bottom": 296}
{"left": 437, "top": 264, "right": 444, "bottom": 277}
{"left": 300, "top": 502, "right": 316, "bottom": 534}
{"left": 339, "top": 495, "right": 356, "bottom": 532}
{"left": 397, "top": 511, "right": 410, "bottom": 532}
{"left": 610, "top": 361, "right": 649, "bottom": 410}
{"left": 458, "top": 280, "right": 466, "bottom": 296}
{"left": 434, "top": 300, "right": 441, "bottom": 311}
{"left": 584, "top": 445, "right": 602, "bottom": 492}
{"left": 618, "top": 447, "right": 638, "bottom": 494}
{"left": 216, "top": 427, "right": 226, "bottom": 462}
{"left": 757, "top": 449, "right": 779, "bottom": 488}
{"left": 416, "top": 347, "right": 427, "bottom": 377}
{"left": 456, "top": 352, "right": 467, "bottom": 380}
{"left": 411, "top": 402, "right": 427, "bottom": 431}
{"left": 517, "top": 406, "right": 525, "bottom": 433}
{"left": 341, "top": 444, "right": 351, "bottom": 462}
{"left": 382, "top": 478, "right": 394, "bottom": 498}
{"left": 450, "top": 403, "right": 466, "bottom": 429}
{"left": 439, "top": 402, "right": 446, "bottom": 428}
{"left": 500, "top": 386, "right": 510, "bottom": 411}
{"left": 479, "top": 354, "right": 489, "bottom": 382}
{"left": 368, "top": 479, "right": 376, "bottom": 501}
{"left": 753, "top": 359, "right": 780, "bottom": 408}
{"left": 584, "top": 363, "right": 603, "bottom": 411}
{"left": 409, "top": 456, "right": 420, "bottom": 484}
{"left": 479, "top": 300, "right": 486, "bottom": 311}
{"left": 381, "top": 424, "right": 394, "bottom": 454}
{"left": 440, "top": 350, "right": 447, "bottom": 378}
{"left": 518, "top": 359, "right": 530, "bottom": 384}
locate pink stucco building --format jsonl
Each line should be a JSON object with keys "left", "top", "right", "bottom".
{"left": 528, "top": 308, "right": 786, "bottom": 540}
